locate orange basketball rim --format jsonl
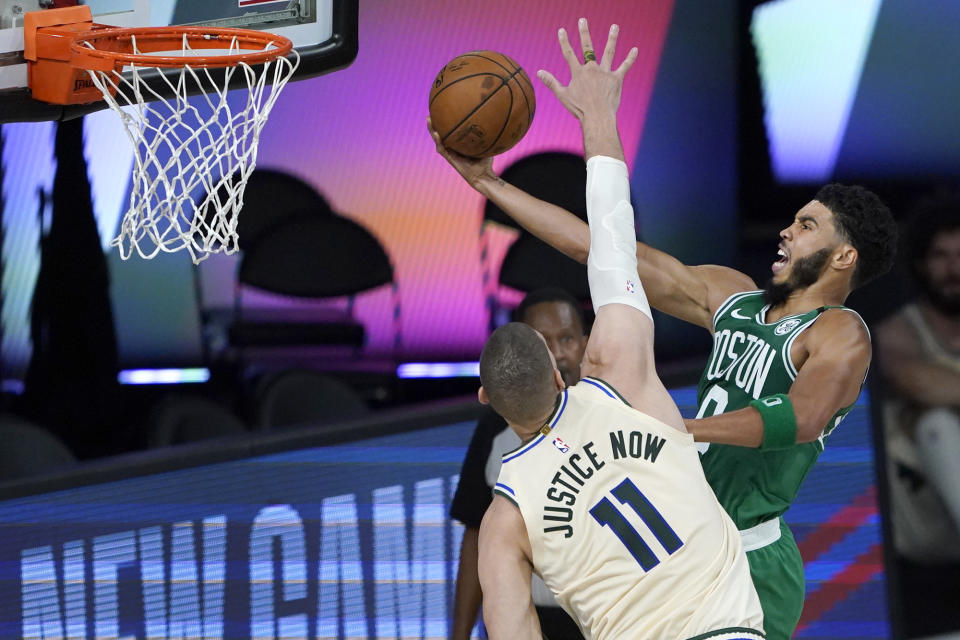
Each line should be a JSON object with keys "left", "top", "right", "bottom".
{"left": 24, "top": 5, "right": 294, "bottom": 105}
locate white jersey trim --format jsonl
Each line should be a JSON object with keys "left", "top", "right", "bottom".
{"left": 492, "top": 482, "right": 519, "bottom": 508}
{"left": 712, "top": 290, "right": 763, "bottom": 331}
{"left": 781, "top": 306, "right": 871, "bottom": 383}
{"left": 580, "top": 376, "right": 631, "bottom": 407}
{"left": 686, "top": 631, "right": 766, "bottom": 640}
{"left": 501, "top": 434, "right": 546, "bottom": 463}
{"left": 494, "top": 482, "right": 515, "bottom": 497}
{"left": 739, "top": 518, "right": 781, "bottom": 552}
{"left": 500, "top": 390, "right": 569, "bottom": 464}
{"left": 757, "top": 302, "right": 806, "bottom": 327}
{"left": 781, "top": 316, "right": 819, "bottom": 380}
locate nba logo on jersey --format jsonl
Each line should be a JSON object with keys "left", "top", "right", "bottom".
{"left": 626, "top": 280, "right": 636, "bottom": 294}
{"left": 774, "top": 318, "right": 801, "bottom": 335}
{"left": 552, "top": 437, "right": 570, "bottom": 453}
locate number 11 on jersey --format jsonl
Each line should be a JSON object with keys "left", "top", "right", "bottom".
{"left": 589, "top": 478, "right": 684, "bottom": 571}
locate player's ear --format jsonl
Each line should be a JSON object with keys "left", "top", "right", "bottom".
{"left": 478, "top": 386, "right": 490, "bottom": 405}
{"left": 554, "top": 368, "right": 565, "bottom": 391}
{"left": 832, "top": 243, "right": 858, "bottom": 274}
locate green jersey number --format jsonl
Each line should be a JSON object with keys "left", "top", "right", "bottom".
{"left": 694, "top": 385, "right": 730, "bottom": 454}
{"left": 696, "top": 385, "right": 729, "bottom": 419}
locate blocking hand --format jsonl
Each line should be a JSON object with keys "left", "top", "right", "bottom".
{"left": 537, "top": 18, "right": 639, "bottom": 122}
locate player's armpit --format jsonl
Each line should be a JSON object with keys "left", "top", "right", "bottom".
{"left": 478, "top": 496, "right": 542, "bottom": 640}
{"left": 633, "top": 248, "right": 756, "bottom": 330}
{"left": 788, "top": 311, "right": 872, "bottom": 442}
{"left": 581, "top": 306, "right": 686, "bottom": 432}
{"left": 687, "top": 264, "right": 758, "bottom": 323}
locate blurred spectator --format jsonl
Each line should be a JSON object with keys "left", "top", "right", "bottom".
{"left": 450, "top": 287, "right": 587, "bottom": 640}
{"left": 876, "top": 196, "right": 960, "bottom": 638}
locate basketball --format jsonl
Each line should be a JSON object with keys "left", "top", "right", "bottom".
{"left": 429, "top": 50, "right": 536, "bottom": 158}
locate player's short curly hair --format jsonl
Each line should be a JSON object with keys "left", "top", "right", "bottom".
{"left": 480, "top": 322, "right": 557, "bottom": 424}
{"left": 815, "top": 183, "right": 898, "bottom": 288}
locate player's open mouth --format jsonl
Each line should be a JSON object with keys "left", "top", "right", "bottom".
{"left": 772, "top": 245, "right": 789, "bottom": 274}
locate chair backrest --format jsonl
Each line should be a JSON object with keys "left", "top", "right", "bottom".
{"left": 238, "top": 213, "right": 394, "bottom": 298}
{"left": 146, "top": 396, "right": 248, "bottom": 448}
{"left": 254, "top": 369, "right": 370, "bottom": 430}
{"left": 481, "top": 152, "right": 591, "bottom": 326}
{"left": 0, "top": 413, "right": 77, "bottom": 481}
{"left": 229, "top": 212, "right": 400, "bottom": 356}
{"left": 234, "top": 169, "right": 335, "bottom": 251}
{"left": 498, "top": 234, "right": 590, "bottom": 299}
{"left": 229, "top": 177, "right": 400, "bottom": 355}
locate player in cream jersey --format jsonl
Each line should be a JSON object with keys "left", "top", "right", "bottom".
{"left": 466, "top": 19, "right": 763, "bottom": 640}
{"left": 495, "top": 378, "right": 763, "bottom": 640}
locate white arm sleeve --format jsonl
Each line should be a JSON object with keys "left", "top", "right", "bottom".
{"left": 585, "top": 155, "right": 652, "bottom": 319}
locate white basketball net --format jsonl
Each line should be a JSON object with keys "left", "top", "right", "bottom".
{"left": 84, "top": 34, "right": 299, "bottom": 263}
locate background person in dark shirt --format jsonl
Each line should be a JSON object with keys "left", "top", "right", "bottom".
{"left": 451, "top": 287, "right": 587, "bottom": 640}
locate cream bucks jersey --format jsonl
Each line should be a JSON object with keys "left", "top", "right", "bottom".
{"left": 494, "top": 379, "right": 764, "bottom": 640}
{"left": 697, "top": 291, "right": 868, "bottom": 529}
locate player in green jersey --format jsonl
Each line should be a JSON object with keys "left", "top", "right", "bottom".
{"left": 429, "top": 118, "right": 898, "bottom": 640}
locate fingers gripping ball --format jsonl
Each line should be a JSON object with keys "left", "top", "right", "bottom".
{"left": 429, "top": 51, "right": 536, "bottom": 158}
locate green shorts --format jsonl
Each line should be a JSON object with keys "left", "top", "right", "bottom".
{"left": 745, "top": 518, "right": 805, "bottom": 640}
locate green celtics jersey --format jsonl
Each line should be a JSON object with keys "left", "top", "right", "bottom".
{"left": 696, "top": 290, "right": 868, "bottom": 529}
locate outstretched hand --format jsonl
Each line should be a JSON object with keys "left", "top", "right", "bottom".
{"left": 537, "top": 19, "right": 638, "bottom": 122}
{"left": 426, "top": 117, "right": 497, "bottom": 190}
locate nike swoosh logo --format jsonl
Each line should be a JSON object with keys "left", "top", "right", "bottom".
{"left": 730, "top": 308, "right": 752, "bottom": 320}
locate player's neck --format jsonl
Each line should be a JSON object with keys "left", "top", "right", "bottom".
{"left": 506, "top": 399, "right": 559, "bottom": 444}
{"left": 766, "top": 282, "right": 848, "bottom": 323}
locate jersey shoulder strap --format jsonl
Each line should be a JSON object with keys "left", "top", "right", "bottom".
{"left": 815, "top": 304, "right": 870, "bottom": 339}
{"left": 712, "top": 290, "right": 764, "bottom": 329}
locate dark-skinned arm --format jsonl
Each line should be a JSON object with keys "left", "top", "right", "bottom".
{"left": 426, "top": 139, "right": 756, "bottom": 331}
{"left": 451, "top": 527, "right": 482, "bottom": 640}
{"left": 686, "top": 311, "right": 872, "bottom": 445}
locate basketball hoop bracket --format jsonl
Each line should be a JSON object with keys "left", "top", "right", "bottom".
{"left": 24, "top": 5, "right": 107, "bottom": 104}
